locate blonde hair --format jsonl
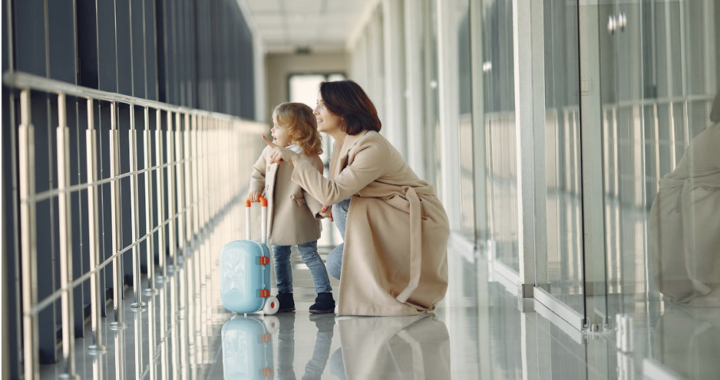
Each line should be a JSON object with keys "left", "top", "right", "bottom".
{"left": 272, "top": 103, "right": 323, "bottom": 156}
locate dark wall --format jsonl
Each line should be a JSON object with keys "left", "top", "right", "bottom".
{"left": 2, "top": 0, "right": 256, "bottom": 376}
{"left": 2, "top": 0, "right": 20, "bottom": 377}
{"left": 159, "top": 0, "right": 256, "bottom": 118}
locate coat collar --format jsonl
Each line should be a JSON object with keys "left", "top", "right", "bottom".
{"left": 332, "top": 130, "right": 370, "bottom": 179}
{"left": 338, "top": 130, "right": 370, "bottom": 160}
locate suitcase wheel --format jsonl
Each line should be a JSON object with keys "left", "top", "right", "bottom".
{"left": 262, "top": 296, "right": 279, "bottom": 315}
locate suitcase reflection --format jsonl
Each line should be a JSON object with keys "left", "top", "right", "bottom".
{"left": 222, "top": 315, "right": 280, "bottom": 379}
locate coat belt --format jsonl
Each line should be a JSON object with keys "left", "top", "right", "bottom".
{"left": 396, "top": 186, "right": 422, "bottom": 304}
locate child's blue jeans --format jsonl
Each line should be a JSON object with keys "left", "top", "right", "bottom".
{"left": 273, "top": 240, "right": 332, "bottom": 294}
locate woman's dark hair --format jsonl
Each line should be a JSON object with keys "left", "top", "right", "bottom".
{"left": 319, "top": 80, "right": 382, "bottom": 135}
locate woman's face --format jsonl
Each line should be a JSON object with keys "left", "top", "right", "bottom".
{"left": 314, "top": 93, "right": 343, "bottom": 135}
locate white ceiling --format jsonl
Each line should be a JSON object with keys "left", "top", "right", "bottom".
{"left": 241, "top": 0, "right": 376, "bottom": 54}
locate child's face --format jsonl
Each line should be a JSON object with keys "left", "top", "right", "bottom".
{"left": 271, "top": 117, "right": 292, "bottom": 147}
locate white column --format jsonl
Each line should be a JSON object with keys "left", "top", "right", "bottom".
{"left": 369, "top": 12, "right": 385, "bottom": 123}
{"left": 512, "top": 0, "right": 543, "bottom": 294}
{"left": 703, "top": 0, "right": 716, "bottom": 93}
{"left": 470, "top": 0, "right": 487, "bottom": 239}
{"left": 254, "top": 33, "right": 267, "bottom": 122}
{"left": 383, "top": 0, "right": 407, "bottom": 158}
{"left": 578, "top": 1, "right": 607, "bottom": 324}
{"left": 404, "top": 0, "right": 424, "bottom": 178}
{"left": 436, "top": 0, "right": 461, "bottom": 230}
{"left": 530, "top": 1, "right": 548, "bottom": 290}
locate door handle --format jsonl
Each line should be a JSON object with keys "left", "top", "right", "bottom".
{"left": 608, "top": 13, "right": 627, "bottom": 35}
{"left": 608, "top": 15, "right": 617, "bottom": 35}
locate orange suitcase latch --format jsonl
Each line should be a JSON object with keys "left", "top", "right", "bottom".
{"left": 260, "top": 289, "right": 270, "bottom": 298}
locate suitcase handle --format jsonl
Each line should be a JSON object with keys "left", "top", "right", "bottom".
{"left": 245, "top": 196, "right": 268, "bottom": 244}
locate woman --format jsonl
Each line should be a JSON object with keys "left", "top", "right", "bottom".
{"left": 262, "top": 80, "right": 450, "bottom": 316}
{"left": 648, "top": 91, "right": 720, "bottom": 307}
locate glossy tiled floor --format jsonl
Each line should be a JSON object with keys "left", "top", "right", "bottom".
{"left": 39, "top": 243, "right": 719, "bottom": 379}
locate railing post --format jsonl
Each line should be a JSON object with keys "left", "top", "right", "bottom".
{"left": 189, "top": 114, "right": 201, "bottom": 356}
{"left": 19, "top": 89, "right": 39, "bottom": 380}
{"left": 166, "top": 112, "right": 181, "bottom": 380}
{"left": 129, "top": 104, "right": 146, "bottom": 310}
{"left": 56, "top": 93, "right": 77, "bottom": 378}
{"left": 175, "top": 112, "right": 186, "bottom": 260}
{"left": 86, "top": 98, "right": 106, "bottom": 354}
{"left": 143, "top": 106, "right": 158, "bottom": 296}
{"left": 201, "top": 116, "right": 210, "bottom": 281}
{"left": 175, "top": 112, "right": 190, "bottom": 376}
{"left": 183, "top": 113, "right": 196, "bottom": 356}
{"left": 155, "top": 109, "right": 167, "bottom": 280}
{"left": 184, "top": 113, "right": 193, "bottom": 252}
{"left": 192, "top": 115, "right": 200, "bottom": 242}
{"left": 109, "top": 102, "right": 126, "bottom": 330}
{"left": 191, "top": 114, "right": 201, "bottom": 302}
{"left": 166, "top": 111, "right": 176, "bottom": 272}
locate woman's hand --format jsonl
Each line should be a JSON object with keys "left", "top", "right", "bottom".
{"left": 320, "top": 205, "right": 334, "bottom": 222}
{"left": 262, "top": 135, "right": 300, "bottom": 165}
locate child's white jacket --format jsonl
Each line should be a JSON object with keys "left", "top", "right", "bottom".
{"left": 249, "top": 145, "right": 324, "bottom": 246}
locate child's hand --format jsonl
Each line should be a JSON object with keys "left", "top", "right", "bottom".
{"left": 320, "top": 206, "right": 334, "bottom": 222}
{"left": 248, "top": 190, "right": 262, "bottom": 203}
{"left": 262, "top": 135, "right": 300, "bottom": 164}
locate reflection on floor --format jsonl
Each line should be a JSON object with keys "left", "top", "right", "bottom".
{"left": 38, "top": 244, "right": 719, "bottom": 379}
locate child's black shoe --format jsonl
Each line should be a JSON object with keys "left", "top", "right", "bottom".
{"left": 309, "top": 292, "right": 335, "bottom": 314}
{"left": 276, "top": 292, "right": 295, "bottom": 313}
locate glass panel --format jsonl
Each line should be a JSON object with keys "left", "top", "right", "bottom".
{"left": 543, "top": 0, "right": 584, "bottom": 314}
{"left": 456, "top": 0, "right": 475, "bottom": 241}
{"left": 479, "top": 0, "right": 518, "bottom": 272}
{"left": 595, "top": 0, "right": 719, "bottom": 376}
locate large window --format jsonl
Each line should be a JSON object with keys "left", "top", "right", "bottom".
{"left": 288, "top": 73, "right": 346, "bottom": 109}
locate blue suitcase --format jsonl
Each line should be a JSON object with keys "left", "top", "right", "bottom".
{"left": 221, "top": 315, "right": 279, "bottom": 379}
{"left": 220, "top": 196, "right": 279, "bottom": 314}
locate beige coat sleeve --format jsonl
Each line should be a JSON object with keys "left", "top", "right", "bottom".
{"left": 291, "top": 141, "right": 389, "bottom": 205}
{"left": 249, "top": 147, "right": 269, "bottom": 194}
{"left": 301, "top": 155, "right": 326, "bottom": 217}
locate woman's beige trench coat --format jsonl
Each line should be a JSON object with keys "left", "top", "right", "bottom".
{"left": 291, "top": 130, "right": 450, "bottom": 316}
{"left": 250, "top": 145, "right": 324, "bottom": 246}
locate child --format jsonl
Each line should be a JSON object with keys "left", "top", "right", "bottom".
{"left": 248, "top": 103, "right": 335, "bottom": 314}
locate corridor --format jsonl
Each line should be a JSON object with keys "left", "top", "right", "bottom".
{"left": 3, "top": 0, "right": 720, "bottom": 379}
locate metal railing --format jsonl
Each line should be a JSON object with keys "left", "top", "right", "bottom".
{"left": 3, "top": 71, "right": 266, "bottom": 379}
